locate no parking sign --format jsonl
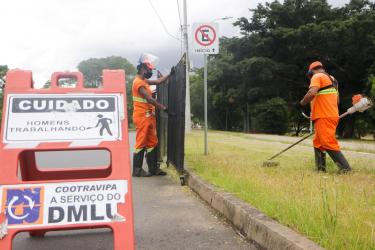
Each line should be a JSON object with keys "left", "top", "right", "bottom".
{"left": 192, "top": 23, "right": 219, "bottom": 54}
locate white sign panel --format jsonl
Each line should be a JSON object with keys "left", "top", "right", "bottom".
{"left": 3, "top": 94, "right": 123, "bottom": 143}
{"left": 192, "top": 22, "right": 219, "bottom": 54}
{"left": 0, "top": 180, "right": 128, "bottom": 228}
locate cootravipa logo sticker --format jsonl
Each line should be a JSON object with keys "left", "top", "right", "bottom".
{"left": 3, "top": 94, "right": 124, "bottom": 143}
{"left": 1, "top": 187, "right": 44, "bottom": 226}
{"left": 0, "top": 180, "right": 128, "bottom": 229}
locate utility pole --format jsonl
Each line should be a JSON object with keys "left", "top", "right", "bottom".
{"left": 183, "top": 0, "right": 191, "bottom": 133}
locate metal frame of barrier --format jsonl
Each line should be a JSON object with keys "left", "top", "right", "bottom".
{"left": 0, "top": 70, "right": 135, "bottom": 249}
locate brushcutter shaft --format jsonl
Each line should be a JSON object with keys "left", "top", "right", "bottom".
{"left": 267, "top": 112, "right": 347, "bottom": 161}
{"left": 267, "top": 133, "right": 313, "bottom": 161}
{"left": 339, "top": 111, "right": 349, "bottom": 119}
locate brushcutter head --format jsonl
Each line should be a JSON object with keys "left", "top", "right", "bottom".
{"left": 347, "top": 96, "right": 373, "bottom": 114}
{"left": 262, "top": 161, "right": 280, "bottom": 167}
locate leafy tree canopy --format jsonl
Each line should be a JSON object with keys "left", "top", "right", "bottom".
{"left": 190, "top": 0, "right": 375, "bottom": 138}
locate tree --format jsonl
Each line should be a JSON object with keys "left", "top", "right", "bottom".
{"left": 78, "top": 56, "right": 136, "bottom": 87}
{"left": 77, "top": 56, "right": 136, "bottom": 126}
{"left": 0, "top": 65, "right": 9, "bottom": 124}
{"left": 235, "top": 0, "right": 375, "bottom": 137}
{"left": 252, "top": 97, "right": 289, "bottom": 134}
{"left": 190, "top": 0, "right": 375, "bottom": 137}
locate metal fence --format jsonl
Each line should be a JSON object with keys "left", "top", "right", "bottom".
{"left": 156, "top": 54, "right": 186, "bottom": 173}
{"left": 156, "top": 79, "right": 168, "bottom": 163}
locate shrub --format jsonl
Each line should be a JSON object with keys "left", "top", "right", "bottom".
{"left": 252, "top": 97, "right": 289, "bottom": 134}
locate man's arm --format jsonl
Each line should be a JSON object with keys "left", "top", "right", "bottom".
{"left": 300, "top": 86, "right": 319, "bottom": 106}
{"left": 146, "top": 74, "right": 169, "bottom": 85}
{"left": 139, "top": 86, "right": 166, "bottom": 110}
{"left": 147, "top": 68, "right": 175, "bottom": 85}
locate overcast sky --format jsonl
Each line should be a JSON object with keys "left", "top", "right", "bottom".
{"left": 0, "top": 0, "right": 348, "bottom": 87}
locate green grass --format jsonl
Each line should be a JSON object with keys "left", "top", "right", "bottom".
{"left": 185, "top": 130, "right": 375, "bottom": 250}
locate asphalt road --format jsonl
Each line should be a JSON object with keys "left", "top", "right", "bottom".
{"left": 12, "top": 132, "right": 257, "bottom": 250}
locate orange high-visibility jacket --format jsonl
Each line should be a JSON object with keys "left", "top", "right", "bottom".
{"left": 309, "top": 73, "right": 339, "bottom": 120}
{"left": 132, "top": 76, "right": 155, "bottom": 118}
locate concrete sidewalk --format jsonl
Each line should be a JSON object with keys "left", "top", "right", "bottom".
{"left": 12, "top": 132, "right": 256, "bottom": 250}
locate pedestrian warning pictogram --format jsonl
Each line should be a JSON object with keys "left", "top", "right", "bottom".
{"left": 0, "top": 70, "right": 135, "bottom": 250}
{"left": 192, "top": 22, "right": 219, "bottom": 54}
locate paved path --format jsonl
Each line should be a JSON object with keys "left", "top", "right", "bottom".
{"left": 13, "top": 132, "right": 256, "bottom": 250}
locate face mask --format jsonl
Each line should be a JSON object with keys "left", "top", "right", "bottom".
{"left": 144, "top": 69, "right": 153, "bottom": 79}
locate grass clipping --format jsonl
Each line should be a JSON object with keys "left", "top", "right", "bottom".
{"left": 185, "top": 130, "right": 375, "bottom": 250}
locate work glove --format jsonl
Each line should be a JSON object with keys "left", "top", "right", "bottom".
{"left": 170, "top": 66, "right": 176, "bottom": 76}
{"left": 295, "top": 101, "right": 311, "bottom": 119}
{"left": 295, "top": 101, "right": 304, "bottom": 110}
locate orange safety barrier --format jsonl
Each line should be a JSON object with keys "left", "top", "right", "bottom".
{"left": 0, "top": 70, "right": 135, "bottom": 249}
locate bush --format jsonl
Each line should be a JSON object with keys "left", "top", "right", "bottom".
{"left": 252, "top": 97, "right": 289, "bottom": 134}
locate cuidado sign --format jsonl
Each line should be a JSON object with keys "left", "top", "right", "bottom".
{"left": 192, "top": 22, "right": 219, "bottom": 54}
{"left": 3, "top": 94, "right": 124, "bottom": 143}
{"left": 0, "top": 180, "right": 128, "bottom": 228}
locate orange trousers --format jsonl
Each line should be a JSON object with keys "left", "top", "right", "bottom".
{"left": 313, "top": 117, "right": 340, "bottom": 151}
{"left": 133, "top": 114, "right": 158, "bottom": 152}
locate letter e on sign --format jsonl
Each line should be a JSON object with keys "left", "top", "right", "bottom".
{"left": 192, "top": 22, "right": 219, "bottom": 55}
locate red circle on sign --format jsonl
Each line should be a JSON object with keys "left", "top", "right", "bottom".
{"left": 195, "top": 25, "right": 217, "bottom": 46}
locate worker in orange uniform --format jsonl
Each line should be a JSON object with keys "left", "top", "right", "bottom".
{"left": 132, "top": 53, "right": 173, "bottom": 177}
{"left": 300, "top": 61, "right": 351, "bottom": 173}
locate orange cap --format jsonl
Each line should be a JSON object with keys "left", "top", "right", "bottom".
{"left": 144, "top": 62, "right": 154, "bottom": 70}
{"left": 139, "top": 53, "right": 159, "bottom": 70}
{"left": 309, "top": 61, "right": 323, "bottom": 70}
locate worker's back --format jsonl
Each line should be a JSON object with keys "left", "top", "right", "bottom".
{"left": 309, "top": 72, "right": 339, "bottom": 120}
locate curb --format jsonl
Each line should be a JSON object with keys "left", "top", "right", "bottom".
{"left": 184, "top": 168, "right": 324, "bottom": 250}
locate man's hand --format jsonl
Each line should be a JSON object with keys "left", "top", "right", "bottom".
{"left": 157, "top": 103, "right": 167, "bottom": 111}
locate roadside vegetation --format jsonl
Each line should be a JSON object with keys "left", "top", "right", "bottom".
{"left": 0, "top": 65, "right": 8, "bottom": 122}
{"left": 186, "top": 130, "right": 375, "bottom": 250}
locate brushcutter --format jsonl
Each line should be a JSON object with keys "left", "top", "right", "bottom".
{"left": 262, "top": 96, "right": 373, "bottom": 167}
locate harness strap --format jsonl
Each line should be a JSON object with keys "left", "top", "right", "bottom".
{"left": 318, "top": 84, "right": 335, "bottom": 91}
{"left": 316, "top": 73, "right": 338, "bottom": 96}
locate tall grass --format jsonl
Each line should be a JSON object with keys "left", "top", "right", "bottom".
{"left": 185, "top": 130, "right": 375, "bottom": 250}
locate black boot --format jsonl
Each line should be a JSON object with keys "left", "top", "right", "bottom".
{"left": 314, "top": 148, "right": 326, "bottom": 172}
{"left": 326, "top": 150, "right": 352, "bottom": 173}
{"left": 146, "top": 148, "right": 166, "bottom": 176}
{"left": 132, "top": 149, "right": 152, "bottom": 177}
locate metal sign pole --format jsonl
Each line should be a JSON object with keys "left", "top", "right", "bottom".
{"left": 191, "top": 22, "right": 219, "bottom": 155}
{"left": 204, "top": 54, "right": 208, "bottom": 155}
